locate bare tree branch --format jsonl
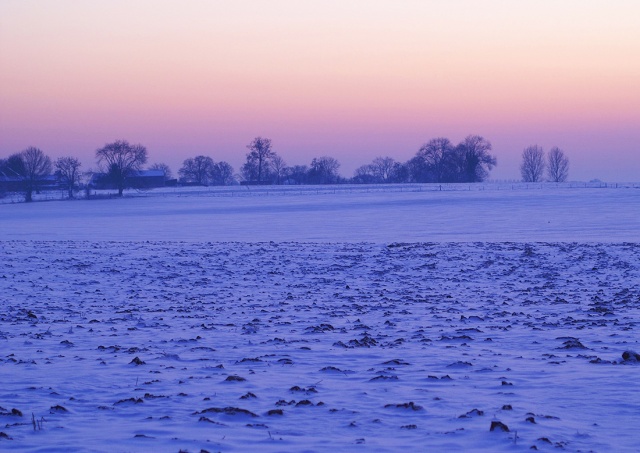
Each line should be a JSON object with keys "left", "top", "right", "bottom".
{"left": 547, "top": 147, "right": 569, "bottom": 182}
{"left": 520, "top": 145, "right": 545, "bottom": 182}
{"left": 95, "top": 140, "right": 148, "bottom": 196}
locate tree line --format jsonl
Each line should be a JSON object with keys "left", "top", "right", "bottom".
{"left": 1, "top": 134, "right": 571, "bottom": 202}
{"left": 0, "top": 141, "right": 150, "bottom": 202}
{"left": 234, "top": 134, "right": 499, "bottom": 185}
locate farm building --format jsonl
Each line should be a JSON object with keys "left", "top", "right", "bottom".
{"left": 88, "top": 170, "right": 166, "bottom": 191}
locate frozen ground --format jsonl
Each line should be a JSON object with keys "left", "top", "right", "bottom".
{"left": 1, "top": 184, "right": 639, "bottom": 242}
{"left": 1, "top": 185, "right": 639, "bottom": 452}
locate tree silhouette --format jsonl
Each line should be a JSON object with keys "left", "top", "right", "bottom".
{"left": 210, "top": 161, "right": 235, "bottom": 185}
{"left": 454, "top": 135, "right": 497, "bottom": 182}
{"left": 270, "top": 154, "right": 288, "bottom": 185}
{"left": 353, "top": 157, "right": 406, "bottom": 183}
{"left": 520, "top": 145, "right": 545, "bottom": 182}
{"left": 416, "top": 138, "right": 454, "bottom": 183}
{"left": 20, "top": 147, "right": 52, "bottom": 202}
{"left": 95, "top": 140, "right": 148, "bottom": 196}
{"left": 547, "top": 147, "right": 569, "bottom": 182}
{"left": 308, "top": 156, "right": 340, "bottom": 184}
{"left": 179, "top": 156, "right": 215, "bottom": 185}
{"left": 55, "top": 156, "right": 82, "bottom": 199}
{"left": 243, "top": 137, "right": 274, "bottom": 183}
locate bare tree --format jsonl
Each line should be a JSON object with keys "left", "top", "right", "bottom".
{"left": 178, "top": 156, "right": 215, "bottom": 185}
{"left": 149, "top": 162, "right": 173, "bottom": 181}
{"left": 210, "top": 161, "right": 235, "bottom": 185}
{"left": 243, "top": 137, "right": 274, "bottom": 183}
{"left": 416, "top": 138, "right": 454, "bottom": 183}
{"left": 408, "top": 135, "right": 498, "bottom": 183}
{"left": 95, "top": 140, "right": 148, "bottom": 196}
{"left": 271, "top": 154, "right": 288, "bottom": 185}
{"left": 391, "top": 161, "right": 409, "bottom": 183}
{"left": 20, "top": 147, "right": 52, "bottom": 202}
{"left": 308, "top": 156, "right": 340, "bottom": 184}
{"left": 55, "top": 156, "right": 82, "bottom": 199}
{"left": 370, "top": 157, "right": 397, "bottom": 183}
{"left": 353, "top": 157, "right": 400, "bottom": 183}
{"left": 353, "top": 164, "right": 377, "bottom": 183}
{"left": 288, "top": 165, "right": 308, "bottom": 185}
{"left": 455, "top": 135, "right": 497, "bottom": 182}
{"left": 520, "top": 145, "right": 546, "bottom": 182}
{"left": 547, "top": 147, "right": 569, "bottom": 182}
{"left": 406, "top": 154, "right": 430, "bottom": 183}
{"left": 240, "top": 159, "right": 258, "bottom": 183}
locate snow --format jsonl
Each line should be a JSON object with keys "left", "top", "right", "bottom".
{"left": 1, "top": 184, "right": 639, "bottom": 242}
{"left": 1, "top": 185, "right": 640, "bottom": 452}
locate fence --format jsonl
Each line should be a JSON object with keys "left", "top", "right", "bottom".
{"left": 1, "top": 181, "right": 639, "bottom": 204}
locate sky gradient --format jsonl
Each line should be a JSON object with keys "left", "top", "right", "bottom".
{"left": 1, "top": 1, "right": 639, "bottom": 181}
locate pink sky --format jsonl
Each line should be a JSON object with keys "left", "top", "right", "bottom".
{"left": 1, "top": 1, "right": 639, "bottom": 181}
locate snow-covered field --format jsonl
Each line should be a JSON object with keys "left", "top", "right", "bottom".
{"left": 2, "top": 184, "right": 639, "bottom": 242}
{"left": 1, "top": 185, "right": 639, "bottom": 452}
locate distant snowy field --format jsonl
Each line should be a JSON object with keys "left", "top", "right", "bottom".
{"left": 1, "top": 185, "right": 640, "bottom": 452}
{"left": 1, "top": 183, "right": 639, "bottom": 241}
